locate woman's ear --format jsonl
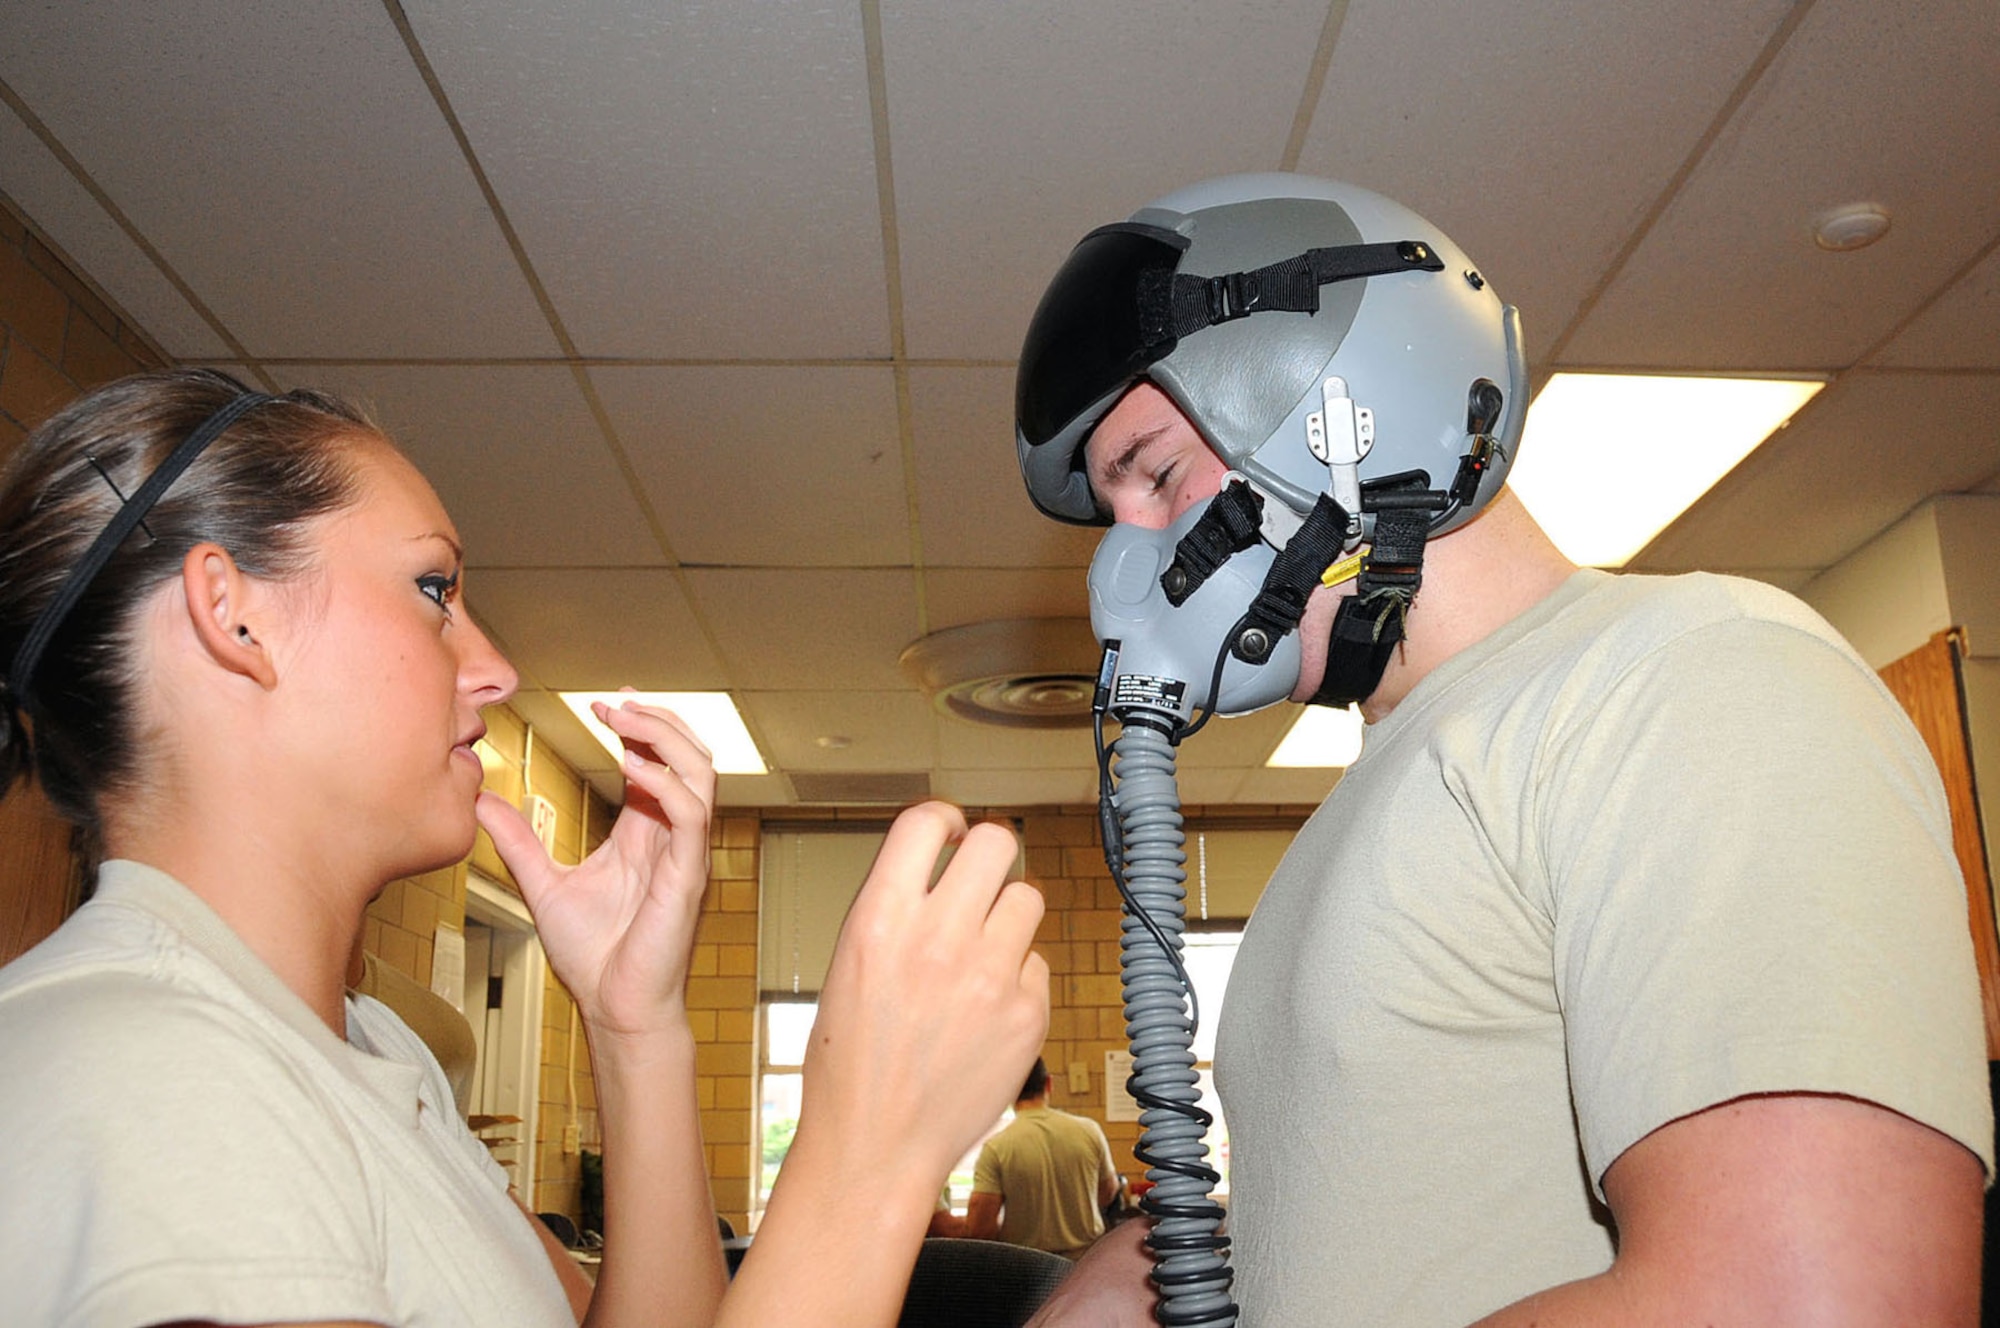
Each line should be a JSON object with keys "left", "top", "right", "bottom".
{"left": 181, "top": 542, "right": 278, "bottom": 689}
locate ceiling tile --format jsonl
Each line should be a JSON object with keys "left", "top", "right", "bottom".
{"left": 934, "top": 768, "right": 1097, "bottom": 808}
{"left": 1173, "top": 707, "right": 1301, "bottom": 769}
{"left": 936, "top": 714, "right": 1096, "bottom": 774}
{"left": 1871, "top": 244, "right": 2000, "bottom": 370}
{"left": 469, "top": 568, "right": 726, "bottom": 691}
{"left": 0, "top": 100, "right": 223, "bottom": 358}
{"left": 1298, "top": 0, "right": 1796, "bottom": 364}
{"left": 401, "top": 0, "right": 888, "bottom": 358}
{"left": 923, "top": 568, "right": 1090, "bottom": 633}
{"left": 715, "top": 773, "right": 800, "bottom": 809}
{"left": 882, "top": 0, "right": 1334, "bottom": 361}
{"left": 1636, "top": 370, "right": 2000, "bottom": 573}
{"left": 277, "top": 364, "right": 665, "bottom": 568}
{"left": 593, "top": 365, "right": 909, "bottom": 567}
{"left": 738, "top": 691, "right": 938, "bottom": 773}
{"left": 685, "top": 568, "right": 921, "bottom": 691}
{"left": 1561, "top": 0, "right": 2000, "bottom": 370}
{"left": 0, "top": 2, "right": 559, "bottom": 358}
{"left": 8, "top": 0, "right": 1997, "bottom": 811}
{"left": 1173, "top": 768, "right": 1251, "bottom": 807}
{"left": 909, "top": 366, "right": 1103, "bottom": 570}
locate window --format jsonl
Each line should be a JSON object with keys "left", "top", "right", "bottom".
{"left": 754, "top": 826, "right": 887, "bottom": 1218}
{"left": 754, "top": 823, "right": 1022, "bottom": 1219}
{"left": 756, "top": 996, "right": 1001, "bottom": 1213}
{"left": 1183, "top": 927, "right": 1242, "bottom": 1194}
{"left": 757, "top": 999, "right": 815, "bottom": 1209}
{"left": 1171, "top": 823, "right": 1288, "bottom": 1195}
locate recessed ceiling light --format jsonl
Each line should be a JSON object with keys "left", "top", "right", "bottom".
{"left": 1267, "top": 704, "right": 1365, "bottom": 768}
{"left": 814, "top": 734, "right": 853, "bottom": 750}
{"left": 558, "top": 691, "right": 768, "bottom": 775}
{"left": 1813, "top": 202, "right": 1891, "bottom": 252}
{"left": 1507, "top": 372, "right": 1824, "bottom": 567}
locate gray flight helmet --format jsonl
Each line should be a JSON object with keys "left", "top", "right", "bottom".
{"left": 1016, "top": 173, "right": 1528, "bottom": 536}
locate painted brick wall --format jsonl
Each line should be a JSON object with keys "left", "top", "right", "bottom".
{"left": 698, "top": 813, "right": 761, "bottom": 1230}
{"left": 0, "top": 199, "right": 168, "bottom": 965}
{"left": 0, "top": 199, "right": 164, "bottom": 458}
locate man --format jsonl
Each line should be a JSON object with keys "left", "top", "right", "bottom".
{"left": 965, "top": 1057, "right": 1119, "bottom": 1260}
{"left": 1015, "top": 174, "right": 1993, "bottom": 1325}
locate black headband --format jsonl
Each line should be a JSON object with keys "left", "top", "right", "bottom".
{"left": 7, "top": 392, "right": 274, "bottom": 713}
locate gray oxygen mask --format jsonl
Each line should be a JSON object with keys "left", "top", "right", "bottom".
{"left": 1088, "top": 489, "right": 1303, "bottom": 726}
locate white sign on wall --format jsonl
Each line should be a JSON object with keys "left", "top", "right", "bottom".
{"left": 431, "top": 924, "right": 466, "bottom": 1012}
{"left": 1105, "top": 1050, "right": 1140, "bottom": 1122}
{"left": 526, "top": 793, "right": 560, "bottom": 854}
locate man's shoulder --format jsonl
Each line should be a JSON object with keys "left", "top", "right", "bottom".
{"left": 1044, "top": 1107, "right": 1112, "bottom": 1146}
{"left": 1576, "top": 570, "right": 1845, "bottom": 650}
{"left": 1496, "top": 569, "right": 1864, "bottom": 698}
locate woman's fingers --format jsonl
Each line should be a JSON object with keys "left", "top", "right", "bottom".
{"left": 593, "top": 702, "right": 717, "bottom": 852}
{"left": 595, "top": 701, "right": 716, "bottom": 790}
{"left": 475, "top": 789, "right": 552, "bottom": 893}
{"left": 926, "top": 819, "right": 1022, "bottom": 928}
{"left": 859, "top": 801, "right": 969, "bottom": 908}
{"left": 986, "top": 877, "right": 1048, "bottom": 960}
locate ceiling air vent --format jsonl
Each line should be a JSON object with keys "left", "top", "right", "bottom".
{"left": 899, "top": 618, "right": 1099, "bottom": 729}
{"left": 790, "top": 772, "right": 933, "bottom": 805}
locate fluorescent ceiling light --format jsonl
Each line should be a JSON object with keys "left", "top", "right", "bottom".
{"left": 558, "top": 691, "right": 768, "bottom": 775}
{"left": 1267, "top": 704, "right": 1365, "bottom": 768}
{"left": 1507, "top": 373, "right": 1823, "bottom": 567}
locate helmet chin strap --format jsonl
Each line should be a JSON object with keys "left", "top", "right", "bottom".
{"left": 1307, "top": 481, "right": 1434, "bottom": 708}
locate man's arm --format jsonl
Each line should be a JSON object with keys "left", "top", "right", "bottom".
{"left": 1096, "top": 1131, "right": 1120, "bottom": 1210}
{"left": 965, "top": 1191, "right": 1004, "bottom": 1242}
{"left": 1470, "top": 1092, "right": 1984, "bottom": 1326}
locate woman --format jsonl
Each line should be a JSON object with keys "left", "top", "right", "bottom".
{"left": 0, "top": 369, "right": 1050, "bottom": 1326}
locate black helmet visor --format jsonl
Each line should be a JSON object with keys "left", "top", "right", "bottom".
{"left": 1015, "top": 222, "right": 1191, "bottom": 451}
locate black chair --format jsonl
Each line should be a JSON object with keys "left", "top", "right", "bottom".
{"left": 896, "top": 1238, "right": 1074, "bottom": 1328}
{"left": 535, "top": 1211, "right": 580, "bottom": 1247}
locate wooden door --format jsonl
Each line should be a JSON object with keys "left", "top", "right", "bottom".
{"left": 1878, "top": 629, "right": 2000, "bottom": 1057}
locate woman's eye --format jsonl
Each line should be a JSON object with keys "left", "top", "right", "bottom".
{"left": 418, "top": 572, "right": 459, "bottom": 611}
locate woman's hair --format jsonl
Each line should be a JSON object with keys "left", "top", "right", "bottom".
{"left": 0, "top": 368, "right": 379, "bottom": 838}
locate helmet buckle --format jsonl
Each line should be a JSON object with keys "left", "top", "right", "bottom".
{"left": 1204, "top": 271, "right": 1264, "bottom": 324}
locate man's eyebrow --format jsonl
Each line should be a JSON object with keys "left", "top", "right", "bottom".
{"left": 1095, "top": 422, "right": 1176, "bottom": 480}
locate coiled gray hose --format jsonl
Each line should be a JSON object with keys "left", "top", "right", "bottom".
{"left": 1109, "top": 718, "right": 1237, "bottom": 1327}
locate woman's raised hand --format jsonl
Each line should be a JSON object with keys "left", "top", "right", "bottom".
{"left": 798, "top": 802, "right": 1051, "bottom": 1186}
{"left": 475, "top": 698, "right": 715, "bottom": 1041}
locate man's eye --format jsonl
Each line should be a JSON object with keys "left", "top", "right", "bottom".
{"left": 418, "top": 572, "right": 460, "bottom": 610}
{"left": 1149, "top": 463, "right": 1177, "bottom": 494}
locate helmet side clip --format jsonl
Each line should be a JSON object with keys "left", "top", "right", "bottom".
{"left": 1306, "top": 374, "right": 1373, "bottom": 550}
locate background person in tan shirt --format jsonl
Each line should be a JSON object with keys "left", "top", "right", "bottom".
{"left": 967, "top": 1057, "right": 1120, "bottom": 1259}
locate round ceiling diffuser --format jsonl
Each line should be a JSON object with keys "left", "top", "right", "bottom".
{"left": 899, "top": 618, "right": 1101, "bottom": 729}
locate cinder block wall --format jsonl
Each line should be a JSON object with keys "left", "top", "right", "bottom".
{"left": 695, "top": 813, "right": 760, "bottom": 1227}
{"left": 0, "top": 200, "right": 165, "bottom": 457}
{"left": 0, "top": 197, "right": 167, "bottom": 968}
